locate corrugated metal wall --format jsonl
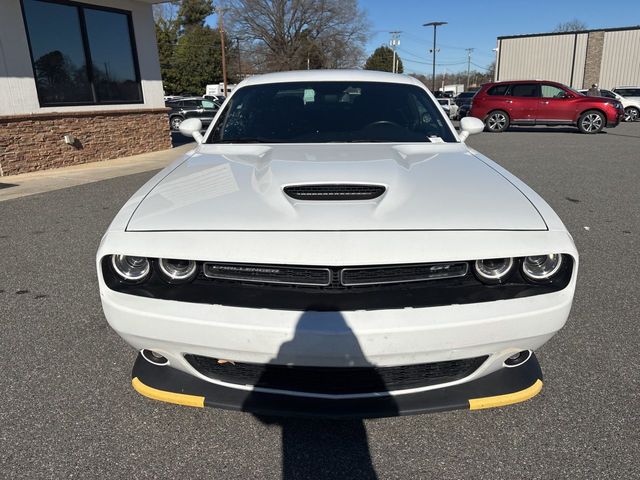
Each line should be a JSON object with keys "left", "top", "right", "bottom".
{"left": 571, "top": 34, "right": 588, "bottom": 88}
{"left": 497, "top": 29, "right": 640, "bottom": 90}
{"left": 599, "top": 29, "right": 640, "bottom": 88}
{"left": 497, "top": 34, "right": 579, "bottom": 86}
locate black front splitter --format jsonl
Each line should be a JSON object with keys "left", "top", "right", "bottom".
{"left": 131, "top": 353, "right": 543, "bottom": 419}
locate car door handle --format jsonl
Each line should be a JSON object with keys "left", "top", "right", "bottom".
{"left": 541, "top": 101, "right": 549, "bottom": 104}
{"left": 505, "top": 100, "right": 513, "bottom": 103}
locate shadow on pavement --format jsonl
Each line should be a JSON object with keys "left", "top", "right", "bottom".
{"left": 505, "top": 126, "right": 580, "bottom": 134}
{"left": 170, "top": 131, "right": 196, "bottom": 147}
{"left": 243, "top": 312, "right": 398, "bottom": 480}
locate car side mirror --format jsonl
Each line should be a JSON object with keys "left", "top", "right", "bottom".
{"left": 178, "top": 117, "right": 204, "bottom": 143}
{"left": 459, "top": 116, "right": 484, "bottom": 141}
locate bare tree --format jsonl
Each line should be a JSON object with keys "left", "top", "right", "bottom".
{"left": 153, "top": 1, "right": 179, "bottom": 23}
{"left": 553, "top": 19, "right": 588, "bottom": 33}
{"left": 225, "top": 0, "right": 370, "bottom": 72}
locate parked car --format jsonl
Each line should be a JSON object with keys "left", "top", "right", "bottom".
{"left": 203, "top": 94, "right": 226, "bottom": 105}
{"left": 578, "top": 89, "right": 640, "bottom": 122}
{"left": 165, "top": 97, "right": 219, "bottom": 131}
{"left": 470, "top": 80, "right": 624, "bottom": 134}
{"left": 454, "top": 91, "right": 476, "bottom": 118}
{"left": 98, "top": 70, "right": 578, "bottom": 417}
{"left": 437, "top": 98, "right": 459, "bottom": 119}
{"left": 611, "top": 86, "right": 640, "bottom": 121}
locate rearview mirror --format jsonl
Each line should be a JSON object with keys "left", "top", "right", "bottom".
{"left": 179, "top": 118, "right": 204, "bottom": 143}
{"left": 458, "top": 116, "right": 484, "bottom": 141}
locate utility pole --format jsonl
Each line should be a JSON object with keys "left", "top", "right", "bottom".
{"left": 465, "top": 48, "right": 474, "bottom": 89}
{"left": 236, "top": 37, "right": 242, "bottom": 78}
{"left": 389, "top": 31, "right": 401, "bottom": 73}
{"left": 423, "top": 22, "right": 447, "bottom": 92}
{"left": 218, "top": 8, "right": 228, "bottom": 96}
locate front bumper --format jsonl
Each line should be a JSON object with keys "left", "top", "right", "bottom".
{"left": 131, "top": 352, "right": 543, "bottom": 418}
{"left": 607, "top": 107, "right": 624, "bottom": 127}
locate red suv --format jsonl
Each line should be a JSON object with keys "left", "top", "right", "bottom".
{"left": 469, "top": 80, "right": 624, "bottom": 134}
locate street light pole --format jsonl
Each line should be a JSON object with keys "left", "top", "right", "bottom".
{"left": 423, "top": 21, "right": 447, "bottom": 92}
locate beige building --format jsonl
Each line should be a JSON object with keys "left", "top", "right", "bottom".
{"left": 495, "top": 26, "right": 640, "bottom": 90}
{"left": 0, "top": 0, "right": 171, "bottom": 176}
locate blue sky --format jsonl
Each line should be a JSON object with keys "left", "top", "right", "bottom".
{"left": 362, "top": 0, "right": 640, "bottom": 75}
{"left": 209, "top": 0, "right": 639, "bottom": 75}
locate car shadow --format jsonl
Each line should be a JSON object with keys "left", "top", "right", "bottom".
{"left": 170, "top": 131, "right": 196, "bottom": 147}
{"left": 242, "top": 311, "right": 398, "bottom": 480}
{"left": 505, "top": 126, "right": 582, "bottom": 134}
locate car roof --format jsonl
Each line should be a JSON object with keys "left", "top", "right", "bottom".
{"left": 238, "top": 69, "right": 425, "bottom": 88}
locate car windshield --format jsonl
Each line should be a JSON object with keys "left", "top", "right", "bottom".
{"left": 207, "top": 81, "right": 455, "bottom": 144}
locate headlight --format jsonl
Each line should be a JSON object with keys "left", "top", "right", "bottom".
{"left": 111, "top": 255, "right": 150, "bottom": 282}
{"left": 158, "top": 258, "right": 197, "bottom": 283}
{"left": 522, "top": 254, "right": 563, "bottom": 281}
{"left": 473, "top": 257, "right": 514, "bottom": 283}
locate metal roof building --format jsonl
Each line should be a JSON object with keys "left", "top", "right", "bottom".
{"left": 495, "top": 26, "right": 640, "bottom": 90}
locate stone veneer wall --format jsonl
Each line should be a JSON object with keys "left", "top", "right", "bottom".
{"left": 0, "top": 108, "right": 171, "bottom": 176}
{"left": 583, "top": 31, "right": 605, "bottom": 89}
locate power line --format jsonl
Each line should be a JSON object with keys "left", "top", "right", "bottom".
{"left": 402, "top": 58, "right": 467, "bottom": 66}
{"left": 397, "top": 47, "right": 466, "bottom": 64}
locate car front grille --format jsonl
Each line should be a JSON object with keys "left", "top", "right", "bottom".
{"left": 184, "top": 354, "right": 487, "bottom": 394}
{"left": 202, "top": 261, "right": 467, "bottom": 288}
{"left": 203, "top": 262, "right": 331, "bottom": 286}
{"left": 284, "top": 184, "right": 386, "bottom": 201}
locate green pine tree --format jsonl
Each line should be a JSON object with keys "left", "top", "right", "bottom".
{"left": 364, "top": 46, "right": 403, "bottom": 74}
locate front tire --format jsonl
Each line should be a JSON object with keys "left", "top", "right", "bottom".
{"left": 484, "top": 110, "right": 510, "bottom": 132}
{"left": 578, "top": 110, "right": 605, "bottom": 134}
{"left": 170, "top": 116, "right": 184, "bottom": 131}
{"left": 624, "top": 107, "right": 639, "bottom": 122}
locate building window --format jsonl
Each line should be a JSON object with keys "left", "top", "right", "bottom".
{"left": 22, "top": 0, "right": 142, "bottom": 106}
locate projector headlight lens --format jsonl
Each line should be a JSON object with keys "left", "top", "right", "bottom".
{"left": 473, "top": 257, "right": 514, "bottom": 283}
{"left": 111, "top": 255, "right": 150, "bottom": 282}
{"left": 522, "top": 254, "right": 563, "bottom": 281}
{"left": 158, "top": 258, "right": 197, "bottom": 283}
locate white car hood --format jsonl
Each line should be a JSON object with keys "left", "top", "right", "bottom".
{"left": 126, "top": 143, "right": 546, "bottom": 232}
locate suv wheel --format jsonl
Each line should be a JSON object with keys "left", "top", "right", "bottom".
{"left": 170, "top": 116, "right": 184, "bottom": 130}
{"left": 578, "top": 110, "right": 604, "bottom": 134}
{"left": 624, "top": 107, "right": 639, "bottom": 122}
{"left": 485, "top": 111, "right": 510, "bottom": 132}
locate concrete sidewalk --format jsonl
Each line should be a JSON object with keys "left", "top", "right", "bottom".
{"left": 0, "top": 143, "right": 194, "bottom": 202}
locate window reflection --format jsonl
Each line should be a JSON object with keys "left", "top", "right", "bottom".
{"left": 23, "top": 0, "right": 92, "bottom": 104}
{"left": 22, "top": 0, "right": 142, "bottom": 106}
{"left": 84, "top": 8, "right": 141, "bottom": 102}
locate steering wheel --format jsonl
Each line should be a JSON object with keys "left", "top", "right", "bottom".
{"left": 364, "top": 120, "right": 402, "bottom": 129}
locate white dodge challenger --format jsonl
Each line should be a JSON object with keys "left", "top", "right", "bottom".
{"left": 97, "top": 70, "right": 578, "bottom": 417}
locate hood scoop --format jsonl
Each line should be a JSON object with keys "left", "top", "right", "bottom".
{"left": 283, "top": 184, "right": 386, "bottom": 201}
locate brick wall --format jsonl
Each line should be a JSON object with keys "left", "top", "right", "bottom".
{"left": 583, "top": 31, "right": 605, "bottom": 89}
{"left": 0, "top": 108, "right": 171, "bottom": 176}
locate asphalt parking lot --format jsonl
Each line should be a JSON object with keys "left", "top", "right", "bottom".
{"left": 1, "top": 123, "right": 639, "bottom": 479}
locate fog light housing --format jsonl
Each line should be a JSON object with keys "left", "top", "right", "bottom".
{"left": 158, "top": 258, "right": 197, "bottom": 283}
{"left": 111, "top": 255, "right": 150, "bottom": 283}
{"left": 473, "top": 257, "right": 514, "bottom": 284}
{"left": 522, "top": 254, "right": 563, "bottom": 281}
